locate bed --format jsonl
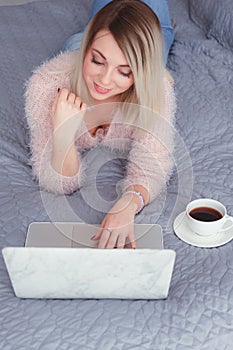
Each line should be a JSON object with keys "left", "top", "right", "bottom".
{"left": 0, "top": 0, "right": 233, "bottom": 348}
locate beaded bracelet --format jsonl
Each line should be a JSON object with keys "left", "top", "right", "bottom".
{"left": 122, "top": 190, "right": 145, "bottom": 215}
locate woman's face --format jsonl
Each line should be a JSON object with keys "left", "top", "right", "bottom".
{"left": 83, "top": 30, "right": 134, "bottom": 104}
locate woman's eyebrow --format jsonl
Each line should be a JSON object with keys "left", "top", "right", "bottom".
{"left": 92, "top": 48, "right": 131, "bottom": 68}
{"left": 92, "top": 48, "right": 106, "bottom": 60}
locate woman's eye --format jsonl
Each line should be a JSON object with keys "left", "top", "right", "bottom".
{"left": 119, "top": 71, "right": 132, "bottom": 78}
{"left": 91, "top": 56, "right": 103, "bottom": 65}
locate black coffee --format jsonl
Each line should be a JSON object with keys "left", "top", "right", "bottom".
{"left": 189, "top": 206, "right": 223, "bottom": 222}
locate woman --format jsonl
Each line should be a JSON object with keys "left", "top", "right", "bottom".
{"left": 25, "top": 0, "right": 176, "bottom": 249}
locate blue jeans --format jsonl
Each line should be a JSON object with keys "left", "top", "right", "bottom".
{"left": 63, "top": 0, "right": 174, "bottom": 64}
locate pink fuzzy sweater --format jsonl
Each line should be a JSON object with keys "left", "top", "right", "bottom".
{"left": 25, "top": 51, "right": 176, "bottom": 202}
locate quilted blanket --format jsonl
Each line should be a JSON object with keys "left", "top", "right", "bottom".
{"left": 0, "top": 0, "right": 232, "bottom": 348}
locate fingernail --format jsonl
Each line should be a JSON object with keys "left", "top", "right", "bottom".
{"left": 57, "top": 88, "right": 60, "bottom": 93}
{"left": 91, "top": 235, "right": 96, "bottom": 240}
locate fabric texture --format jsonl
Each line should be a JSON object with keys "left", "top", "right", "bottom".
{"left": 207, "top": 0, "right": 233, "bottom": 50}
{"left": 188, "top": 0, "right": 221, "bottom": 32}
{"left": 25, "top": 51, "right": 176, "bottom": 201}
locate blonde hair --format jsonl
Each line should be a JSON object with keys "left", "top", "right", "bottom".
{"left": 70, "top": 0, "right": 166, "bottom": 132}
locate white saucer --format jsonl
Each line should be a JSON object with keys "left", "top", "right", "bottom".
{"left": 173, "top": 211, "right": 233, "bottom": 248}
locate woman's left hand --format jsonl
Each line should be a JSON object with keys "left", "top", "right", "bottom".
{"left": 91, "top": 196, "right": 138, "bottom": 249}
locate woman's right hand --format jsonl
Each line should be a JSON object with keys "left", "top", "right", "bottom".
{"left": 51, "top": 88, "right": 87, "bottom": 136}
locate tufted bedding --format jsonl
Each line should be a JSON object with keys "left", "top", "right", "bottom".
{"left": 0, "top": 0, "right": 233, "bottom": 348}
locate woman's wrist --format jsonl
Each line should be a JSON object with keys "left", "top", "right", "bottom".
{"left": 122, "top": 190, "right": 145, "bottom": 215}
{"left": 52, "top": 123, "right": 78, "bottom": 145}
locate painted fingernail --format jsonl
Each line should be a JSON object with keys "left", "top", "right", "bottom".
{"left": 57, "top": 88, "right": 60, "bottom": 93}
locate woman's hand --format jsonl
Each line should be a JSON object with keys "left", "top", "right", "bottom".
{"left": 91, "top": 195, "right": 138, "bottom": 249}
{"left": 52, "top": 88, "right": 87, "bottom": 135}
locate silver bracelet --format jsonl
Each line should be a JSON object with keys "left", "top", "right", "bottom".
{"left": 122, "top": 190, "right": 145, "bottom": 215}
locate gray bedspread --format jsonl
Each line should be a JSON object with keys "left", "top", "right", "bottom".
{"left": 0, "top": 0, "right": 233, "bottom": 348}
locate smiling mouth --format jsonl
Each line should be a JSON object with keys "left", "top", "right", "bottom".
{"left": 93, "top": 82, "right": 111, "bottom": 94}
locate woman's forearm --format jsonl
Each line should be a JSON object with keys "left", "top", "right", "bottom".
{"left": 51, "top": 133, "right": 80, "bottom": 177}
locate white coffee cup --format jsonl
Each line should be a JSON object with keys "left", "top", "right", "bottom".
{"left": 186, "top": 198, "right": 233, "bottom": 236}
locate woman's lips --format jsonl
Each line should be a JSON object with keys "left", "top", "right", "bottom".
{"left": 93, "top": 82, "right": 111, "bottom": 94}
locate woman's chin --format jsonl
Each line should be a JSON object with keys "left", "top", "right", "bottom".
{"left": 90, "top": 92, "right": 117, "bottom": 104}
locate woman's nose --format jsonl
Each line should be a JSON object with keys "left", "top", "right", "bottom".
{"left": 99, "top": 67, "right": 113, "bottom": 86}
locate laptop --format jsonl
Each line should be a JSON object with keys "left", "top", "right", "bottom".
{"left": 2, "top": 222, "right": 176, "bottom": 299}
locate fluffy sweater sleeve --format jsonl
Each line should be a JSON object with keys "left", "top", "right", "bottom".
{"left": 121, "top": 78, "right": 176, "bottom": 202}
{"left": 24, "top": 52, "right": 85, "bottom": 195}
